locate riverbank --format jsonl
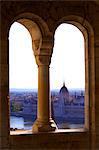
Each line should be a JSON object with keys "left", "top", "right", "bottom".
{"left": 10, "top": 112, "right": 36, "bottom": 121}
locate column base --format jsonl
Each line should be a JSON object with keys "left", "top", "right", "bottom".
{"left": 32, "top": 118, "right": 57, "bottom": 133}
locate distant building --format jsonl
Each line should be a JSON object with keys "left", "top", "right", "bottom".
{"left": 52, "top": 83, "right": 69, "bottom": 118}
{"left": 52, "top": 83, "right": 85, "bottom": 128}
{"left": 59, "top": 82, "right": 69, "bottom": 104}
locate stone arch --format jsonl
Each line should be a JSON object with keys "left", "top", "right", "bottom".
{"left": 17, "top": 18, "right": 42, "bottom": 54}
{"left": 8, "top": 12, "right": 56, "bottom": 133}
{"left": 52, "top": 15, "right": 95, "bottom": 131}
{"left": 8, "top": 13, "right": 53, "bottom": 55}
{"left": 53, "top": 15, "right": 94, "bottom": 36}
{"left": 13, "top": 12, "right": 52, "bottom": 37}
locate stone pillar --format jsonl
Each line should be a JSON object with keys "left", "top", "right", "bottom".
{"left": 32, "top": 38, "right": 57, "bottom": 132}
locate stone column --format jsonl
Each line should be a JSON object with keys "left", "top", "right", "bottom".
{"left": 32, "top": 38, "right": 57, "bottom": 132}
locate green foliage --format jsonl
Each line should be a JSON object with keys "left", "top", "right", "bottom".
{"left": 11, "top": 101, "right": 22, "bottom": 112}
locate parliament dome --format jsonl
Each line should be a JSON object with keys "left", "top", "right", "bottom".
{"left": 59, "top": 83, "right": 69, "bottom": 94}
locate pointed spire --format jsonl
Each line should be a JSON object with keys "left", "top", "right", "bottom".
{"left": 63, "top": 81, "right": 65, "bottom": 87}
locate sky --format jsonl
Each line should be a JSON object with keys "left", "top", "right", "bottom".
{"left": 9, "top": 22, "right": 85, "bottom": 90}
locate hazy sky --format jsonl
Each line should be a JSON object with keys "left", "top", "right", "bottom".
{"left": 9, "top": 22, "right": 85, "bottom": 90}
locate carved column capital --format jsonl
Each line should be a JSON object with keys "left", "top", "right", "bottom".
{"left": 35, "top": 55, "right": 51, "bottom": 66}
{"left": 33, "top": 36, "right": 54, "bottom": 66}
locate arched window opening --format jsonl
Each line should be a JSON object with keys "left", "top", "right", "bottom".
{"left": 9, "top": 22, "right": 38, "bottom": 131}
{"left": 50, "top": 23, "right": 85, "bottom": 129}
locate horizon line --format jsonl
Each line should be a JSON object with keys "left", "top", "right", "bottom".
{"left": 10, "top": 87, "right": 85, "bottom": 91}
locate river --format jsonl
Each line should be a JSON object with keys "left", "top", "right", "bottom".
{"left": 10, "top": 116, "right": 83, "bottom": 130}
{"left": 10, "top": 116, "right": 33, "bottom": 130}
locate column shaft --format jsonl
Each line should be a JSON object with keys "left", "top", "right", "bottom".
{"left": 32, "top": 41, "right": 57, "bottom": 132}
{"left": 38, "top": 65, "right": 50, "bottom": 122}
{"left": 32, "top": 63, "right": 57, "bottom": 132}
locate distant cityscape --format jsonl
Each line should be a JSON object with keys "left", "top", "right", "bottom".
{"left": 10, "top": 83, "right": 85, "bottom": 130}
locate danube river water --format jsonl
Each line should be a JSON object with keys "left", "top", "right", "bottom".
{"left": 10, "top": 116, "right": 83, "bottom": 130}
{"left": 10, "top": 116, "right": 33, "bottom": 130}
